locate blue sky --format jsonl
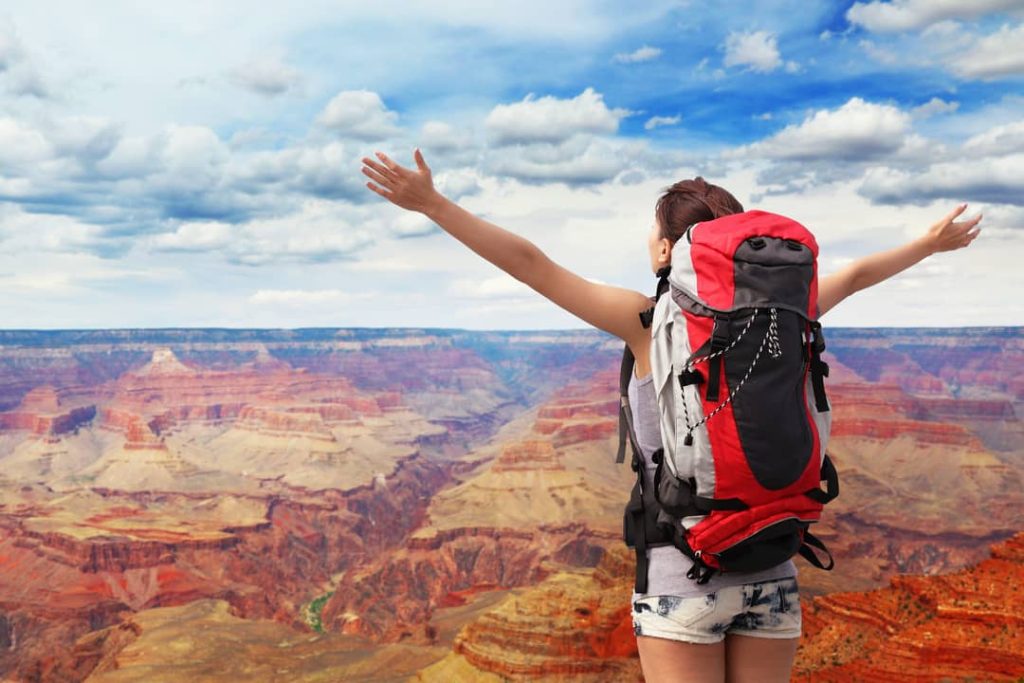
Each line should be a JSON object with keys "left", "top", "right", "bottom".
{"left": 0, "top": 0, "right": 1022, "bottom": 329}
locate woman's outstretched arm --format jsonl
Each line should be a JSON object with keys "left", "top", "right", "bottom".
{"left": 362, "top": 149, "right": 651, "bottom": 347}
{"left": 817, "top": 204, "right": 982, "bottom": 317}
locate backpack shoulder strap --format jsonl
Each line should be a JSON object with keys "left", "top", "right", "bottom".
{"left": 616, "top": 344, "right": 642, "bottom": 464}
{"left": 616, "top": 266, "right": 672, "bottom": 465}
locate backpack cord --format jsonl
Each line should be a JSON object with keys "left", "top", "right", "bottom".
{"left": 681, "top": 307, "right": 780, "bottom": 445}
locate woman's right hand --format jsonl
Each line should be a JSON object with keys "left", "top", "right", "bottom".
{"left": 922, "top": 203, "right": 983, "bottom": 254}
{"left": 361, "top": 149, "right": 443, "bottom": 216}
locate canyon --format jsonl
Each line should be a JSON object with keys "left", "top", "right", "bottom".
{"left": 0, "top": 326, "right": 1019, "bottom": 681}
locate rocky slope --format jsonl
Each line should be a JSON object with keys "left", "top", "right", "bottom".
{"left": 319, "top": 367, "right": 633, "bottom": 645}
{"left": 0, "top": 330, "right": 620, "bottom": 682}
{"left": 794, "top": 532, "right": 1024, "bottom": 682}
{"left": 0, "top": 326, "right": 1019, "bottom": 681}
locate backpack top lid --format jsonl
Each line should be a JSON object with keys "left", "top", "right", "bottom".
{"left": 668, "top": 209, "right": 820, "bottom": 319}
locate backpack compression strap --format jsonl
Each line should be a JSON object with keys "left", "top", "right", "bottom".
{"left": 808, "top": 321, "right": 830, "bottom": 413}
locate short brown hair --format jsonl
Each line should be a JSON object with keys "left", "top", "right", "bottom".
{"left": 655, "top": 177, "right": 744, "bottom": 242}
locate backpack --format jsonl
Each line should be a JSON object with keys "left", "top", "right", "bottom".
{"left": 618, "top": 209, "right": 839, "bottom": 592}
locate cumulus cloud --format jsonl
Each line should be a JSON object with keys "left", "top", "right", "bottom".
{"left": 485, "top": 88, "right": 631, "bottom": 145}
{"left": 858, "top": 153, "right": 1024, "bottom": 206}
{"left": 962, "top": 121, "right": 1024, "bottom": 156}
{"left": 148, "top": 222, "right": 233, "bottom": 252}
{"left": 911, "top": 97, "right": 960, "bottom": 118}
{"left": 485, "top": 134, "right": 642, "bottom": 185}
{"left": 614, "top": 45, "right": 662, "bottom": 63}
{"left": 0, "top": 117, "right": 52, "bottom": 167}
{"left": 149, "top": 201, "right": 374, "bottom": 265}
{"left": 948, "top": 23, "right": 1024, "bottom": 79}
{"left": 723, "top": 31, "right": 782, "bottom": 73}
{"left": 644, "top": 115, "right": 681, "bottom": 130}
{"left": 0, "top": 18, "right": 47, "bottom": 97}
{"left": 433, "top": 168, "right": 482, "bottom": 200}
{"left": 316, "top": 90, "right": 401, "bottom": 140}
{"left": 420, "top": 121, "right": 472, "bottom": 152}
{"left": 0, "top": 204, "right": 103, "bottom": 253}
{"left": 390, "top": 213, "right": 438, "bottom": 239}
{"left": 732, "top": 97, "right": 913, "bottom": 161}
{"left": 229, "top": 57, "right": 303, "bottom": 96}
{"left": 846, "top": 0, "right": 1022, "bottom": 32}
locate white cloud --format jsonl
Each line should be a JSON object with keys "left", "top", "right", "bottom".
{"left": 147, "top": 200, "right": 374, "bottom": 264}
{"left": 228, "top": 56, "right": 302, "bottom": 96}
{"left": 0, "top": 16, "right": 46, "bottom": 97}
{"left": 96, "top": 134, "right": 160, "bottom": 178}
{"left": 859, "top": 154, "right": 1024, "bottom": 206}
{"left": 644, "top": 115, "right": 681, "bottom": 130}
{"left": 857, "top": 38, "right": 903, "bottom": 66}
{"left": 963, "top": 120, "right": 1024, "bottom": 156}
{"left": 159, "top": 125, "right": 230, "bottom": 185}
{"left": 434, "top": 168, "right": 481, "bottom": 200}
{"left": 149, "top": 222, "right": 233, "bottom": 251}
{"left": 723, "top": 31, "right": 782, "bottom": 73}
{"left": 733, "top": 98, "right": 913, "bottom": 161}
{"left": 316, "top": 90, "right": 401, "bottom": 140}
{"left": 45, "top": 116, "right": 123, "bottom": 164}
{"left": 911, "top": 97, "right": 960, "bottom": 118}
{"left": 235, "top": 140, "right": 370, "bottom": 202}
{"left": 0, "top": 117, "right": 52, "bottom": 165}
{"left": 485, "top": 135, "right": 641, "bottom": 185}
{"left": 449, "top": 274, "right": 532, "bottom": 299}
{"left": 948, "top": 23, "right": 1024, "bottom": 79}
{"left": 846, "top": 0, "right": 1022, "bottom": 32}
{"left": 390, "top": 213, "right": 437, "bottom": 238}
{"left": 614, "top": 45, "right": 662, "bottom": 63}
{"left": 485, "top": 88, "right": 630, "bottom": 145}
{"left": 420, "top": 121, "right": 472, "bottom": 152}
{"left": 249, "top": 289, "right": 354, "bottom": 305}
{"left": 0, "top": 204, "right": 103, "bottom": 253}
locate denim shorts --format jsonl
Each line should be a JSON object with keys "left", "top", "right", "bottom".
{"left": 631, "top": 576, "right": 801, "bottom": 645}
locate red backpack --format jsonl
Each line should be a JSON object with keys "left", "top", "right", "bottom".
{"left": 619, "top": 210, "right": 839, "bottom": 591}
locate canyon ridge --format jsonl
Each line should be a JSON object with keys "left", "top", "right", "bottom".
{"left": 0, "top": 327, "right": 1020, "bottom": 682}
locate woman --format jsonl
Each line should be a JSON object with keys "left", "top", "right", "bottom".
{"left": 360, "top": 149, "right": 981, "bottom": 683}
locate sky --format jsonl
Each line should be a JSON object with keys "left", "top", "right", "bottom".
{"left": 0, "top": 0, "right": 1022, "bottom": 330}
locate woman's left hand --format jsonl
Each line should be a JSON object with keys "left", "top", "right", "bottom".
{"left": 925, "top": 203, "right": 982, "bottom": 254}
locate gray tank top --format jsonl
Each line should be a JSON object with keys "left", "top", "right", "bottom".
{"left": 628, "top": 370, "right": 796, "bottom": 598}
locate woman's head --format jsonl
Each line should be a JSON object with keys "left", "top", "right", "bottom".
{"left": 648, "top": 177, "right": 744, "bottom": 273}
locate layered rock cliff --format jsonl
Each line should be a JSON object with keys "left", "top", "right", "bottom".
{"left": 320, "top": 368, "right": 633, "bottom": 646}
{"left": 794, "top": 532, "right": 1024, "bottom": 682}
{"left": 0, "top": 326, "right": 1018, "bottom": 682}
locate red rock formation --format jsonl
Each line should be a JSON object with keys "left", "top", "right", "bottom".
{"left": 450, "top": 546, "right": 640, "bottom": 680}
{"left": 536, "top": 398, "right": 619, "bottom": 421}
{"left": 0, "top": 452, "right": 451, "bottom": 682}
{"left": 829, "top": 417, "right": 983, "bottom": 447}
{"left": 0, "top": 327, "right": 1019, "bottom": 681}
{"left": 794, "top": 532, "right": 1024, "bottom": 682}
{"left": 0, "top": 385, "right": 97, "bottom": 438}
{"left": 914, "top": 396, "right": 1017, "bottom": 421}
{"left": 492, "top": 440, "right": 564, "bottom": 472}
{"left": 323, "top": 526, "right": 551, "bottom": 640}
{"left": 532, "top": 369, "right": 619, "bottom": 447}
